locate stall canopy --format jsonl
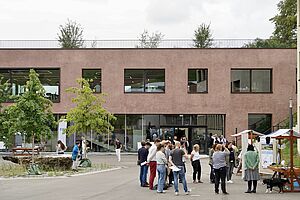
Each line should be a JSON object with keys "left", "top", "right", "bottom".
{"left": 231, "top": 130, "right": 264, "bottom": 137}
{"left": 261, "top": 129, "right": 300, "bottom": 140}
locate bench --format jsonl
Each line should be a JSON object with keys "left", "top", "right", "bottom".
{"left": 12, "top": 147, "right": 40, "bottom": 156}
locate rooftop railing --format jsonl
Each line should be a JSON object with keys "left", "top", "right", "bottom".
{"left": 0, "top": 39, "right": 258, "bottom": 48}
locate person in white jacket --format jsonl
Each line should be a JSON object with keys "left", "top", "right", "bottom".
{"left": 147, "top": 138, "right": 161, "bottom": 190}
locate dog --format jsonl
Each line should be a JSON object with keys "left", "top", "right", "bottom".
{"left": 262, "top": 178, "right": 290, "bottom": 193}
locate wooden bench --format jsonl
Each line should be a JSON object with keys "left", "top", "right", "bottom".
{"left": 12, "top": 147, "right": 40, "bottom": 156}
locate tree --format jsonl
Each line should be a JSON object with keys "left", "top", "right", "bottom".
{"left": 9, "top": 69, "right": 56, "bottom": 161}
{"left": 57, "top": 19, "right": 85, "bottom": 48}
{"left": 136, "top": 30, "right": 164, "bottom": 48}
{"left": 65, "top": 79, "right": 116, "bottom": 157}
{"left": 243, "top": 38, "right": 290, "bottom": 48}
{"left": 193, "top": 23, "right": 213, "bottom": 48}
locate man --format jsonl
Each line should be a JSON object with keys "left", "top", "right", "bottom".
{"left": 169, "top": 141, "right": 190, "bottom": 196}
{"left": 115, "top": 138, "right": 122, "bottom": 162}
{"left": 72, "top": 141, "right": 81, "bottom": 171}
{"left": 138, "top": 141, "right": 150, "bottom": 187}
{"left": 147, "top": 138, "right": 161, "bottom": 190}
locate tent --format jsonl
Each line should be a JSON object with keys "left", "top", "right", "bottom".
{"left": 260, "top": 129, "right": 300, "bottom": 144}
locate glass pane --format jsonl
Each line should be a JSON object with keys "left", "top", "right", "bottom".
{"left": 188, "top": 69, "right": 208, "bottom": 93}
{"left": 143, "top": 115, "right": 160, "bottom": 142}
{"left": 248, "top": 114, "right": 272, "bottom": 134}
{"left": 82, "top": 69, "right": 101, "bottom": 93}
{"left": 124, "top": 70, "right": 144, "bottom": 92}
{"left": 11, "top": 69, "right": 30, "bottom": 96}
{"left": 251, "top": 70, "right": 271, "bottom": 92}
{"left": 145, "top": 70, "right": 165, "bottom": 93}
{"left": 231, "top": 70, "right": 250, "bottom": 92}
{"left": 126, "top": 115, "right": 142, "bottom": 151}
{"left": 36, "top": 69, "right": 60, "bottom": 102}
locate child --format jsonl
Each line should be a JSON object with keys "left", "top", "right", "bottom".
{"left": 72, "top": 141, "right": 81, "bottom": 171}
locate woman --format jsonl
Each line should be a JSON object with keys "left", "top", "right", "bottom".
{"left": 212, "top": 144, "right": 229, "bottom": 195}
{"left": 209, "top": 144, "right": 217, "bottom": 184}
{"left": 156, "top": 143, "right": 168, "bottom": 193}
{"left": 226, "top": 142, "right": 237, "bottom": 183}
{"left": 244, "top": 144, "right": 260, "bottom": 193}
{"left": 56, "top": 140, "right": 67, "bottom": 154}
{"left": 190, "top": 144, "right": 203, "bottom": 183}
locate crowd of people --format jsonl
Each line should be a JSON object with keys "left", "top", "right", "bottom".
{"left": 137, "top": 134, "right": 260, "bottom": 195}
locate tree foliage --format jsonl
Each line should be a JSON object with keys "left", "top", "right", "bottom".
{"left": 57, "top": 19, "right": 85, "bottom": 48}
{"left": 136, "top": 30, "right": 164, "bottom": 48}
{"left": 8, "top": 69, "right": 56, "bottom": 157}
{"left": 193, "top": 23, "right": 213, "bottom": 48}
{"left": 245, "top": 0, "right": 296, "bottom": 48}
{"left": 65, "top": 79, "right": 116, "bottom": 138}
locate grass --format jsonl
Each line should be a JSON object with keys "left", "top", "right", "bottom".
{"left": 281, "top": 139, "right": 300, "bottom": 167}
{"left": 0, "top": 163, "right": 27, "bottom": 177}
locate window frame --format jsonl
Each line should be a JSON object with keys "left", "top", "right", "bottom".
{"left": 248, "top": 113, "right": 272, "bottom": 134}
{"left": 124, "top": 69, "right": 166, "bottom": 94}
{"left": 82, "top": 68, "right": 102, "bottom": 93}
{"left": 231, "top": 68, "right": 273, "bottom": 93}
{"left": 187, "top": 68, "right": 208, "bottom": 94}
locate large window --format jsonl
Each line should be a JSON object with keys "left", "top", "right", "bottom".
{"left": 188, "top": 69, "right": 208, "bottom": 93}
{"left": 124, "top": 69, "right": 165, "bottom": 93}
{"left": 231, "top": 69, "right": 272, "bottom": 93}
{"left": 0, "top": 68, "right": 60, "bottom": 102}
{"left": 248, "top": 114, "right": 272, "bottom": 134}
{"left": 82, "top": 69, "right": 101, "bottom": 93}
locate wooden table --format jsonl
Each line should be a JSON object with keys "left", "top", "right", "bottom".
{"left": 12, "top": 147, "right": 40, "bottom": 156}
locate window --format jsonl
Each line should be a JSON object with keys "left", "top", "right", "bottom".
{"left": 248, "top": 114, "right": 272, "bottom": 134}
{"left": 82, "top": 69, "right": 101, "bottom": 93}
{"left": 231, "top": 69, "right": 272, "bottom": 93}
{"left": 0, "top": 68, "right": 60, "bottom": 102}
{"left": 188, "top": 69, "right": 208, "bottom": 93}
{"left": 124, "top": 69, "right": 165, "bottom": 93}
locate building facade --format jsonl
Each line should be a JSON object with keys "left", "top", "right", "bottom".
{"left": 0, "top": 48, "right": 296, "bottom": 152}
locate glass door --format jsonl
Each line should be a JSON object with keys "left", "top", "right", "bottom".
{"left": 189, "top": 127, "right": 208, "bottom": 154}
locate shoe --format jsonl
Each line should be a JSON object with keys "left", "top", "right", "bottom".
{"left": 223, "top": 192, "right": 229, "bottom": 195}
{"left": 175, "top": 192, "right": 179, "bottom": 196}
{"left": 157, "top": 191, "right": 166, "bottom": 194}
{"left": 251, "top": 190, "right": 256, "bottom": 193}
{"left": 198, "top": 180, "right": 203, "bottom": 183}
{"left": 215, "top": 191, "right": 219, "bottom": 194}
{"left": 193, "top": 180, "right": 197, "bottom": 184}
{"left": 227, "top": 180, "right": 233, "bottom": 184}
{"left": 185, "top": 191, "right": 190, "bottom": 195}
{"left": 245, "top": 190, "right": 251, "bottom": 193}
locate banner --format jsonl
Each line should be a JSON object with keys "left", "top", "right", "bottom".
{"left": 58, "top": 120, "right": 67, "bottom": 145}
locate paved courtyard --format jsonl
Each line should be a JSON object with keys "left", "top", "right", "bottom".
{"left": 0, "top": 154, "right": 299, "bottom": 200}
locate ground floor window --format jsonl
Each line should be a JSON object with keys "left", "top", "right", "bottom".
{"left": 248, "top": 114, "right": 272, "bottom": 134}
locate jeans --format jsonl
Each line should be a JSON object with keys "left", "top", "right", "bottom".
{"left": 209, "top": 164, "right": 215, "bottom": 183}
{"left": 192, "top": 160, "right": 201, "bottom": 181}
{"left": 173, "top": 166, "right": 188, "bottom": 193}
{"left": 149, "top": 161, "right": 157, "bottom": 190}
{"left": 157, "top": 164, "right": 166, "bottom": 192}
{"left": 214, "top": 167, "right": 227, "bottom": 193}
{"left": 227, "top": 162, "right": 235, "bottom": 181}
{"left": 140, "top": 165, "right": 149, "bottom": 186}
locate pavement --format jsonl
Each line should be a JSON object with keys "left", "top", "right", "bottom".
{"left": 0, "top": 154, "right": 299, "bottom": 200}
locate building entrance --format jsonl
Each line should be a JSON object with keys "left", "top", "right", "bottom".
{"left": 160, "top": 126, "right": 208, "bottom": 154}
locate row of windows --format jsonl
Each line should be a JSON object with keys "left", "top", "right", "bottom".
{"left": 0, "top": 68, "right": 273, "bottom": 102}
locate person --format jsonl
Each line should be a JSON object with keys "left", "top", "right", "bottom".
{"left": 226, "top": 142, "right": 237, "bottom": 183}
{"left": 169, "top": 141, "right": 190, "bottom": 196}
{"left": 220, "top": 135, "right": 227, "bottom": 144}
{"left": 115, "top": 138, "right": 122, "bottom": 162}
{"left": 137, "top": 141, "right": 149, "bottom": 187}
{"left": 209, "top": 144, "right": 217, "bottom": 184}
{"left": 166, "top": 142, "right": 174, "bottom": 186}
{"left": 212, "top": 144, "right": 229, "bottom": 195}
{"left": 147, "top": 138, "right": 161, "bottom": 190}
{"left": 56, "top": 140, "right": 67, "bottom": 154}
{"left": 244, "top": 144, "right": 260, "bottom": 193}
{"left": 208, "top": 133, "right": 214, "bottom": 148}
{"left": 190, "top": 144, "right": 203, "bottom": 183}
{"left": 72, "top": 141, "right": 81, "bottom": 171}
{"left": 156, "top": 143, "right": 168, "bottom": 193}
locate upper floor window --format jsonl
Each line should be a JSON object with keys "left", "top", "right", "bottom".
{"left": 188, "top": 69, "right": 208, "bottom": 93}
{"left": 231, "top": 69, "right": 272, "bottom": 93}
{"left": 82, "top": 69, "right": 101, "bottom": 93}
{"left": 0, "top": 68, "right": 60, "bottom": 102}
{"left": 124, "top": 69, "right": 165, "bottom": 93}
{"left": 248, "top": 114, "right": 272, "bottom": 134}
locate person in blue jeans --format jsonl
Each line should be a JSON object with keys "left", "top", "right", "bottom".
{"left": 156, "top": 143, "right": 168, "bottom": 193}
{"left": 137, "top": 141, "right": 151, "bottom": 187}
{"left": 169, "top": 141, "right": 190, "bottom": 196}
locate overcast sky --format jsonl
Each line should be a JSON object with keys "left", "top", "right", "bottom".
{"left": 0, "top": 0, "right": 279, "bottom": 40}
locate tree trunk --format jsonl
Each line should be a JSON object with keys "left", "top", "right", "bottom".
{"left": 31, "top": 133, "right": 35, "bottom": 163}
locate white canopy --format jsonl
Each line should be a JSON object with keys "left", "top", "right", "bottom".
{"left": 231, "top": 129, "right": 264, "bottom": 137}
{"left": 260, "top": 129, "right": 300, "bottom": 139}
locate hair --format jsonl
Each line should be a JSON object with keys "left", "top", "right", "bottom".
{"left": 154, "top": 138, "right": 161, "bottom": 143}
{"left": 193, "top": 144, "right": 200, "bottom": 152}
{"left": 141, "top": 141, "right": 146, "bottom": 147}
{"left": 212, "top": 143, "right": 217, "bottom": 151}
{"left": 247, "top": 144, "right": 255, "bottom": 151}
{"left": 58, "top": 140, "right": 66, "bottom": 150}
{"left": 145, "top": 141, "right": 152, "bottom": 146}
{"left": 215, "top": 144, "right": 223, "bottom": 151}
{"left": 175, "top": 141, "right": 181, "bottom": 148}
{"left": 157, "top": 143, "right": 165, "bottom": 151}
{"left": 76, "top": 141, "right": 80, "bottom": 145}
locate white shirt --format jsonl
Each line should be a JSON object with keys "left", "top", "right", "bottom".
{"left": 147, "top": 144, "right": 157, "bottom": 162}
{"left": 191, "top": 150, "right": 201, "bottom": 161}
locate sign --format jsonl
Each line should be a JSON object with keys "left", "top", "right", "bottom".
{"left": 261, "top": 150, "right": 273, "bottom": 169}
{"left": 58, "top": 120, "right": 67, "bottom": 145}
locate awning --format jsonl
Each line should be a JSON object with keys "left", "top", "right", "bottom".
{"left": 261, "top": 129, "right": 300, "bottom": 138}
{"left": 231, "top": 129, "right": 264, "bottom": 137}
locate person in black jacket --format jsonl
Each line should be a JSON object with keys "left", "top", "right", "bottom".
{"left": 138, "top": 141, "right": 151, "bottom": 187}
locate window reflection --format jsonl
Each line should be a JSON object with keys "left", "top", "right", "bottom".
{"left": 82, "top": 69, "right": 101, "bottom": 93}
{"left": 188, "top": 69, "right": 208, "bottom": 93}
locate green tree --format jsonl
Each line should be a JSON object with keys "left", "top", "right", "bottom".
{"left": 9, "top": 69, "right": 55, "bottom": 160}
{"left": 136, "top": 30, "right": 164, "bottom": 48}
{"left": 57, "top": 19, "right": 85, "bottom": 48}
{"left": 65, "top": 79, "right": 116, "bottom": 155}
{"left": 243, "top": 38, "right": 290, "bottom": 48}
{"left": 193, "top": 23, "right": 213, "bottom": 48}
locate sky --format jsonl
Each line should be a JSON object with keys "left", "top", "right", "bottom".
{"left": 0, "top": 0, "right": 280, "bottom": 40}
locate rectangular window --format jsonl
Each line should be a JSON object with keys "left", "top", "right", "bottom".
{"left": 188, "top": 69, "right": 208, "bottom": 93}
{"left": 82, "top": 69, "right": 101, "bottom": 93}
{"left": 248, "top": 114, "right": 272, "bottom": 134}
{"left": 0, "top": 68, "right": 60, "bottom": 102}
{"left": 124, "top": 69, "right": 165, "bottom": 93}
{"left": 231, "top": 69, "right": 272, "bottom": 93}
